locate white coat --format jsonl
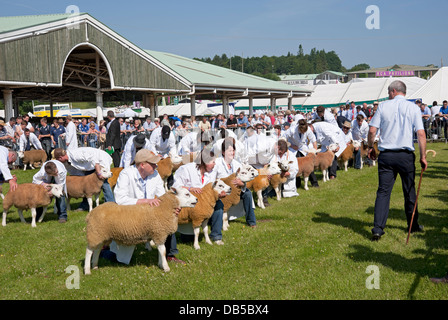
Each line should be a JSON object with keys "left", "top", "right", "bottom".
{"left": 19, "top": 132, "right": 42, "bottom": 152}
{"left": 111, "top": 165, "right": 165, "bottom": 264}
{"left": 284, "top": 125, "right": 316, "bottom": 156}
{"left": 119, "top": 135, "right": 152, "bottom": 168}
{"left": 65, "top": 147, "right": 112, "bottom": 176}
{"left": 274, "top": 150, "right": 299, "bottom": 197}
{"left": 0, "top": 146, "right": 13, "bottom": 181}
{"left": 149, "top": 127, "right": 176, "bottom": 158}
{"left": 312, "top": 122, "right": 347, "bottom": 157}
{"left": 32, "top": 160, "right": 67, "bottom": 195}
{"left": 65, "top": 120, "right": 78, "bottom": 150}
{"left": 172, "top": 162, "right": 217, "bottom": 190}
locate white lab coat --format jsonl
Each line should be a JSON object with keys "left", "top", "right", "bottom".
{"left": 0, "top": 146, "right": 13, "bottom": 181}
{"left": 351, "top": 119, "right": 369, "bottom": 142}
{"left": 177, "top": 131, "right": 203, "bottom": 156}
{"left": 273, "top": 151, "right": 299, "bottom": 198}
{"left": 65, "top": 147, "right": 112, "bottom": 176}
{"left": 172, "top": 162, "right": 217, "bottom": 190}
{"left": 111, "top": 165, "right": 165, "bottom": 264}
{"left": 32, "top": 160, "right": 67, "bottom": 195}
{"left": 284, "top": 125, "right": 316, "bottom": 156}
{"left": 19, "top": 132, "right": 42, "bottom": 152}
{"left": 65, "top": 121, "right": 78, "bottom": 150}
{"left": 148, "top": 127, "right": 176, "bottom": 158}
{"left": 312, "top": 122, "right": 347, "bottom": 157}
{"left": 119, "top": 135, "right": 152, "bottom": 168}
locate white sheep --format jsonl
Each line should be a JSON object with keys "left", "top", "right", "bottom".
{"left": 2, "top": 183, "right": 64, "bottom": 228}
{"left": 84, "top": 187, "right": 198, "bottom": 275}
{"left": 245, "top": 162, "right": 283, "bottom": 209}
{"left": 66, "top": 166, "right": 112, "bottom": 212}
{"left": 18, "top": 150, "right": 47, "bottom": 171}
{"left": 177, "top": 179, "right": 231, "bottom": 250}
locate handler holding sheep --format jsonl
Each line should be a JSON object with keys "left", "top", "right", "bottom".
{"left": 0, "top": 146, "right": 18, "bottom": 193}
{"left": 32, "top": 160, "right": 68, "bottom": 223}
{"left": 108, "top": 149, "right": 185, "bottom": 265}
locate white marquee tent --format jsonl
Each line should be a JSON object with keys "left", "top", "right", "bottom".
{"left": 408, "top": 67, "right": 448, "bottom": 105}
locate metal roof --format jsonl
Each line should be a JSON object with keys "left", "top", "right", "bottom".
{"left": 0, "top": 13, "right": 76, "bottom": 34}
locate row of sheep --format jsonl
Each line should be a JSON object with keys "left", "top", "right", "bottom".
{"left": 2, "top": 141, "right": 374, "bottom": 275}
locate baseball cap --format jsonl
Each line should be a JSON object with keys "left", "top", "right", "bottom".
{"left": 133, "top": 133, "right": 146, "bottom": 148}
{"left": 132, "top": 149, "right": 161, "bottom": 165}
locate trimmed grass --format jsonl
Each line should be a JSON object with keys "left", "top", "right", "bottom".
{"left": 0, "top": 143, "right": 448, "bottom": 300}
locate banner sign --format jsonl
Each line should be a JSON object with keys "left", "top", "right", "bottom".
{"left": 376, "top": 70, "right": 415, "bottom": 77}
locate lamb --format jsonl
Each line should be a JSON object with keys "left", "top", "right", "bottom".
{"left": 66, "top": 166, "right": 112, "bottom": 212}
{"left": 157, "top": 152, "right": 183, "bottom": 191}
{"left": 245, "top": 162, "right": 283, "bottom": 209}
{"left": 177, "top": 180, "right": 231, "bottom": 250}
{"left": 220, "top": 164, "right": 259, "bottom": 231}
{"left": 84, "top": 187, "right": 198, "bottom": 275}
{"left": 18, "top": 150, "right": 47, "bottom": 171}
{"left": 337, "top": 143, "right": 355, "bottom": 172}
{"left": 296, "top": 150, "right": 317, "bottom": 191}
{"left": 2, "top": 183, "right": 64, "bottom": 228}
{"left": 108, "top": 167, "right": 124, "bottom": 189}
{"left": 269, "top": 159, "right": 292, "bottom": 201}
{"left": 315, "top": 144, "right": 338, "bottom": 183}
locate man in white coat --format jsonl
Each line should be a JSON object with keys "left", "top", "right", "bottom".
{"left": 32, "top": 160, "right": 67, "bottom": 223}
{"left": 18, "top": 128, "right": 42, "bottom": 152}
{"left": 0, "top": 146, "right": 18, "bottom": 193}
{"left": 105, "top": 149, "right": 185, "bottom": 265}
{"left": 273, "top": 139, "right": 299, "bottom": 198}
{"left": 351, "top": 114, "right": 369, "bottom": 169}
{"left": 149, "top": 125, "right": 176, "bottom": 158}
{"left": 309, "top": 120, "right": 347, "bottom": 179}
{"left": 64, "top": 116, "right": 78, "bottom": 150}
{"left": 119, "top": 133, "right": 151, "bottom": 168}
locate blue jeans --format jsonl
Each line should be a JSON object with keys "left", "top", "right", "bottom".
{"left": 241, "top": 188, "right": 257, "bottom": 226}
{"left": 209, "top": 200, "right": 224, "bottom": 241}
{"left": 54, "top": 195, "right": 68, "bottom": 220}
{"left": 354, "top": 148, "right": 362, "bottom": 169}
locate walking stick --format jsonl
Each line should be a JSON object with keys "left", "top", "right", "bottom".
{"left": 406, "top": 170, "right": 424, "bottom": 245}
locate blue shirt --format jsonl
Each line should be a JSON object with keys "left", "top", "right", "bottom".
{"left": 78, "top": 123, "right": 89, "bottom": 133}
{"left": 369, "top": 95, "right": 424, "bottom": 151}
{"left": 440, "top": 106, "right": 448, "bottom": 115}
{"left": 237, "top": 116, "right": 249, "bottom": 129}
{"left": 421, "top": 106, "right": 431, "bottom": 116}
{"left": 50, "top": 125, "right": 66, "bottom": 147}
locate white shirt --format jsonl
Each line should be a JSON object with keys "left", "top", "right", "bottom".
{"left": 313, "top": 110, "right": 338, "bottom": 127}
{"left": 65, "top": 121, "right": 78, "bottom": 150}
{"left": 212, "top": 138, "right": 247, "bottom": 164}
{"left": 284, "top": 125, "right": 316, "bottom": 155}
{"left": 369, "top": 95, "right": 424, "bottom": 151}
{"left": 213, "top": 156, "right": 242, "bottom": 179}
{"left": 148, "top": 127, "right": 176, "bottom": 158}
{"left": 0, "top": 146, "right": 13, "bottom": 181}
{"left": 275, "top": 150, "right": 299, "bottom": 178}
{"left": 172, "top": 162, "right": 217, "bottom": 190}
{"left": 19, "top": 132, "right": 42, "bottom": 151}
{"left": 32, "top": 160, "right": 67, "bottom": 194}
{"left": 66, "top": 147, "right": 112, "bottom": 174}
{"left": 119, "top": 135, "right": 152, "bottom": 168}
{"left": 351, "top": 119, "right": 369, "bottom": 142}
{"left": 178, "top": 131, "right": 203, "bottom": 155}
{"left": 312, "top": 121, "right": 347, "bottom": 157}
{"left": 114, "top": 165, "right": 165, "bottom": 205}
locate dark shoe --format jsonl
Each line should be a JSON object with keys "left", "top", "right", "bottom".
{"left": 371, "top": 233, "right": 382, "bottom": 241}
{"left": 311, "top": 184, "right": 320, "bottom": 188}
{"left": 262, "top": 197, "right": 271, "bottom": 207}
{"left": 58, "top": 219, "right": 67, "bottom": 224}
{"left": 166, "top": 256, "right": 186, "bottom": 265}
{"left": 410, "top": 225, "right": 424, "bottom": 233}
{"left": 430, "top": 274, "right": 448, "bottom": 284}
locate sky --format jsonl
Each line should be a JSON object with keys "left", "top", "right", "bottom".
{"left": 1, "top": 0, "right": 448, "bottom": 70}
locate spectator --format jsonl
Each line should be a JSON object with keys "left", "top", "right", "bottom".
{"left": 19, "top": 128, "right": 43, "bottom": 152}
{"left": 105, "top": 110, "right": 122, "bottom": 168}
{"left": 78, "top": 118, "right": 90, "bottom": 146}
{"left": 64, "top": 116, "right": 78, "bottom": 150}
{"left": 161, "top": 114, "right": 170, "bottom": 127}
{"left": 226, "top": 114, "right": 238, "bottom": 129}
{"left": 438, "top": 100, "right": 448, "bottom": 139}
{"left": 50, "top": 118, "right": 66, "bottom": 149}
{"left": 142, "top": 116, "right": 156, "bottom": 133}
{"left": 87, "top": 122, "right": 100, "bottom": 148}
{"left": 0, "top": 120, "right": 14, "bottom": 148}
{"left": 38, "top": 118, "right": 52, "bottom": 160}
{"left": 198, "top": 116, "right": 211, "bottom": 132}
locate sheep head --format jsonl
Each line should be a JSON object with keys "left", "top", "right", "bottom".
{"left": 212, "top": 179, "right": 232, "bottom": 196}
{"left": 171, "top": 187, "right": 198, "bottom": 208}
{"left": 169, "top": 151, "right": 183, "bottom": 165}
{"left": 352, "top": 140, "right": 362, "bottom": 148}
{"left": 46, "top": 184, "right": 64, "bottom": 198}
{"left": 278, "top": 159, "right": 292, "bottom": 172}
{"left": 265, "top": 162, "right": 282, "bottom": 175}
{"left": 328, "top": 143, "right": 339, "bottom": 152}
{"left": 17, "top": 151, "right": 25, "bottom": 159}
{"left": 99, "top": 166, "right": 113, "bottom": 180}
{"left": 236, "top": 164, "right": 259, "bottom": 182}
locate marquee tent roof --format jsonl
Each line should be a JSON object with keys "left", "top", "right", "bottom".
{"left": 408, "top": 67, "right": 448, "bottom": 105}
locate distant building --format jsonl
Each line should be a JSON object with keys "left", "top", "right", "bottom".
{"left": 346, "top": 64, "right": 439, "bottom": 81}
{"left": 279, "top": 70, "right": 345, "bottom": 86}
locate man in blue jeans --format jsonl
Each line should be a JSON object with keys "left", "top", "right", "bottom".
{"left": 33, "top": 160, "right": 68, "bottom": 223}
{"left": 368, "top": 80, "right": 427, "bottom": 241}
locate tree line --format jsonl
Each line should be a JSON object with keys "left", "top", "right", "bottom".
{"left": 194, "top": 45, "right": 370, "bottom": 81}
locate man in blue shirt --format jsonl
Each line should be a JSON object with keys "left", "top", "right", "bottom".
{"left": 50, "top": 118, "right": 66, "bottom": 149}
{"left": 38, "top": 118, "right": 52, "bottom": 160}
{"left": 438, "top": 100, "right": 448, "bottom": 140}
{"left": 237, "top": 112, "right": 249, "bottom": 135}
{"left": 417, "top": 100, "right": 431, "bottom": 138}
{"left": 368, "top": 80, "right": 427, "bottom": 241}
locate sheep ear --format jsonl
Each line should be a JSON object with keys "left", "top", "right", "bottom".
{"left": 170, "top": 187, "right": 177, "bottom": 194}
{"left": 212, "top": 181, "right": 218, "bottom": 188}
{"left": 289, "top": 161, "right": 293, "bottom": 164}
{"left": 236, "top": 167, "right": 241, "bottom": 174}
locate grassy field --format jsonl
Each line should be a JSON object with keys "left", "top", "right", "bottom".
{"left": 0, "top": 143, "right": 447, "bottom": 301}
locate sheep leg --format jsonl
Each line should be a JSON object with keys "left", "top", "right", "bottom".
{"left": 322, "top": 169, "right": 327, "bottom": 183}
{"left": 18, "top": 209, "right": 26, "bottom": 224}
{"left": 275, "top": 185, "right": 281, "bottom": 201}
{"left": 30, "top": 208, "right": 37, "bottom": 228}
{"left": 2, "top": 210, "right": 7, "bottom": 226}
{"left": 193, "top": 227, "right": 201, "bottom": 250}
{"left": 37, "top": 207, "right": 47, "bottom": 223}
{"left": 157, "top": 244, "right": 170, "bottom": 272}
{"left": 223, "top": 211, "right": 229, "bottom": 231}
{"left": 87, "top": 197, "right": 93, "bottom": 212}
{"left": 91, "top": 248, "right": 101, "bottom": 271}
{"left": 256, "top": 190, "right": 265, "bottom": 209}
{"left": 304, "top": 176, "right": 309, "bottom": 191}
{"left": 344, "top": 160, "right": 348, "bottom": 172}
{"left": 202, "top": 219, "right": 212, "bottom": 246}
{"left": 145, "top": 241, "right": 153, "bottom": 251}
{"left": 94, "top": 194, "right": 100, "bottom": 208}
{"left": 84, "top": 247, "right": 94, "bottom": 275}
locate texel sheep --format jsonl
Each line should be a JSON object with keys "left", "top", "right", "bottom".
{"left": 220, "top": 164, "right": 259, "bottom": 231}
{"left": 108, "top": 167, "right": 124, "bottom": 189}
{"left": 337, "top": 142, "right": 356, "bottom": 172}
{"left": 84, "top": 187, "right": 198, "bottom": 274}
{"left": 315, "top": 144, "right": 338, "bottom": 183}
{"left": 157, "top": 152, "right": 183, "bottom": 191}
{"left": 269, "top": 159, "right": 293, "bottom": 201}
{"left": 177, "top": 180, "right": 231, "bottom": 250}
{"left": 66, "top": 166, "right": 112, "bottom": 212}
{"left": 245, "top": 162, "right": 283, "bottom": 209}
{"left": 18, "top": 150, "right": 47, "bottom": 171}
{"left": 2, "top": 183, "right": 64, "bottom": 228}
{"left": 296, "top": 149, "right": 317, "bottom": 191}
